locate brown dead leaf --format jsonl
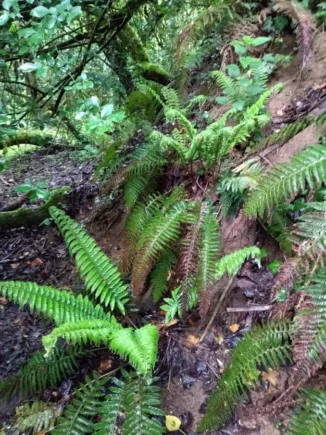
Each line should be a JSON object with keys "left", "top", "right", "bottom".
{"left": 30, "top": 257, "right": 44, "bottom": 267}
{"left": 0, "top": 297, "right": 8, "bottom": 305}
{"left": 262, "top": 368, "right": 279, "bottom": 387}
{"left": 99, "top": 358, "right": 113, "bottom": 373}
{"left": 215, "top": 335, "right": 224, "bottom": 345}
{"left": 183, "top": 333, "right": 200, "bottom": 349}
{"left": 11, "top": 263, "right": 20, "bottom": 269}
{"left": 229, "top": 323, "right": 240, "bottom": 333}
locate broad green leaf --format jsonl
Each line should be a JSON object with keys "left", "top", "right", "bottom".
{"left": 3, "top": 0, "right": 12, "bottom": 11}
{"left": 67, "top": 6, "right": 82, "bottom": 22}
{"left": 31, "top": 6, "right": 49, "bottom": 18}
{"left": 232, "top": 100, "right": 245, "bottom": 111}
{"left": 101, "top": 103, "right": 114, "bottom": 118}
{"left": 0, "top": 12, "right": 9, "bottom": 26}
{"left": 216, "top": 96, "right": 229, "bottom": 105}
{"left": 19, "top": 62, "right": 38, "bottom": 72}
{"left": 18, "top": 28, "right": 36, "bottom": 38}
{"left": 226, "top": 64, "right": 240, "bottom": 78}
{"left": 231, "top": 40, "right": 247, "bottom": 54}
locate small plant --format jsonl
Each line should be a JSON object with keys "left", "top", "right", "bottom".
{"left": 15, "top": 179, "right": 50, "bottom": 201}
{"left": 0, "top": 157, "right": 8, "bottom": 173}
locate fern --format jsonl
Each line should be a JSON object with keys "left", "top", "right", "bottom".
{"left": 53, "top": 373, "right": 105, "bottom": 435}
{"left": 109, "top": 324, "right": 159, "bottom": 375}
{"left": 49, "top": 207, "right": 130, "bottom": 313}
{"left": 131, "top": 200, "right": 190, "bottom": 295}
{"left": 94, "top": 370, "right": 164, "bottom": 435}
{"left": 244, "top": 146, "right": 326, "bottom": 217}
{"left": 14, "top": 401, "right": 61, "bottom": 434}
{"left": 196, "top": 209, "right": 220, "bottom": 294}
{"left": 0, "top": 347, "right": 81, "bottom": 398}
{"left": 198, "top": 322, "right": 292, "bottom": 432}
{"left": 215, "top": 246, "right": 267, "bottom": 279}
{"left": 288, "top": 389, "right": 326, "bottom": 435}
{"left": 151, "top": 249, "right": 177, "bottom": 302}
{"left": 42, "top": 319, "right": 122, "bottom": 355}
{"left": 43, "top": 321, "right": 158, "bottom": 375}
{"left": 0, "top": 281, "right": 108, "bottom": 324}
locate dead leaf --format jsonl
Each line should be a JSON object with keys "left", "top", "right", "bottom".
{"left": 99, "top": 358, "right": 113, "bottom": 373}
{"left": 0, "top": 297, "right": 8, "bottom": 305}
{"left": 11, "top": 263, "right": 20, "bottom": 269}
{"left": 215, "top": 335, "right": 224, "bottom": 345}
{"left": 229, "top": 323, "right": 240, "bottom": 333}
{"left": 30, "top": 257, "right": 44, "bottom": 267}
{"left": 165, "top": 415, "right": 181, "bottom": 432}
{"left": 183, "top": 333, "right": 200, "bottom": 349}
{"left": 262, "top": 368, "right": 279, "bottom": 387}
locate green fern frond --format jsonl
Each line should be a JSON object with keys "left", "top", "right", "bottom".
{"left": 244, "top": 146, "right": 326, "bottom": 217}
{"left": 161, "top": 87, "right": 182, "bottom": 110}
{"left": 215, "top": 246, "right": 267, "bottom": 279}
{"left": 196, "top": 209, "right": 220, "bottom": 294}
{"left": 0, "top": 347, "right": 81, "bottom": 398}
{"left": 212, "top": 70, "right": 237, "bottom": 96}
{"left": 251, "top": 113, "right": 326, "bottom": 155}
{"left": 288, "top": 388, "right": 326, "bottom": 435}
{"left": 109, "top": 324, "right": 159, "bottom": 375}
{"left": 198, "top": 322, "right": 292, "bottom": 432}
{"left": 43, "top": 321, "right": 158, "bottom": 375}
{"left": 53, "top": 373, "right": 105, "bottom": 435}
{"left": 124, "top": 173, "right": 157, "bottom": 209}
{"left": 42, "top": 319, "right": 121, "bottom": 354}
{"left": 14, "top": 401, "right": 62, "bottom": 434}
{"left": 121, "top": 194, "right": 164, "bottom": 274}
{"left": 164, "top": 108, "right": 196, "bottom": 139}
{"left": 151, "top": 249, "right": 177, "bottom": 302}
{"left": 0, "top": 281, "right": 107, "bottom": 324}
{"left": 49, "top": 207, "right": 130, "bottom": 314}
{"left": 94, "top": 370, "right": 164, "bottom": 435}
{"left": 131, "top": 201, "right": 190, "bottom": 295}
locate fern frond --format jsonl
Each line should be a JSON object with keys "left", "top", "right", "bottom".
{"left": 42, "top": 319, "right": 121, "bottom": 355}
{"left": 0, "top": 281, "right": 107, "bottom": 324}
{"left": 14, "top": 401, "right": 62, "bottom": 434}
{"left": 244, "top": 146, "right": 326, "bottom": 217}
{"left": 288, "top": 388, "right": 326, "bottom": 435}
{"left": 109, "top": 324, "right": 159, "bottom": 375}
{"left": 121, "top": 194, "right": 164, "bottom": 275}
{"left": 196, "top": 209, "right": 220, "bottom": 294}
{"left": 124, "top": 173, "right": 157, "bottom": 209}
{"left": 151, "top": 249, "right": 177, "bottom": 302}
{"left": 49, "top": 207, "right": 130, "bottom": 313}
{"left": 198, "top": 322, "right": 292, "bottom": 432}
{"left": 0, "top": 347, "right": 81, "bottom": 398}
{"left": 212, "top": 70, "right": 237, "bottom": 97}
{"left": 251, "top": 113, "right": 326, "bottom": 155}
{"left": 43, "top": 321, "right": 158, "bottom": 375}
{"left": 161, "top": 87, "right": 182, "bottom": 110}
{"left": 94, "top": 370, "right": 164, "bottom": 435}
{"left": 215, "top": 246, "right": 267, "bottom": 279}
{"left": 53, "top": 373, "right": 105, "bottom": 435}
{"left": 164, "top": 108, "right": 196, "bottom": 139}
{"left": 131, "top": 201, "right": 190, "bottom": 295}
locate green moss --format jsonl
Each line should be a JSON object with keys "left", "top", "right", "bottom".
{"left": 0, "top": 187, "right": 71, "bottom": 231}
{"left": 1, "top": 131, "right": 55, "bottom": 151}
{"left": 140, "top": 62, "right": 171, "bottom": 85}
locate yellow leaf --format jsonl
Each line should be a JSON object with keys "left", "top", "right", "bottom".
{"left": 165, "top": 415, "right": 181, "bottom": 432}
{"left": 229, "top": 323, "right": 240, "bottom": 333}
{"left": 262, "top": 368, "right": 279, "bottom": 387}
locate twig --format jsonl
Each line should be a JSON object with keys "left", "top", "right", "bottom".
{"left": 200, "top": 275, "right": 236, "bottom": 342}
{"left": 226, "top": 304, "right": 273, "bottom": 313}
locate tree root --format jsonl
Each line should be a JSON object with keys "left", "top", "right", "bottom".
{"left": 0, "top": 187, "right": 71, "bottom": 231}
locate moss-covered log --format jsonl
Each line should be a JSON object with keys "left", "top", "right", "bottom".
{"left": 0, "top": 131, "right": 61, "bottom": 151}
{"left": 0, "top": 187, "right": 71, "bottom": 231}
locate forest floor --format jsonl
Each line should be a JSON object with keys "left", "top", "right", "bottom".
{"left": 1, "top": 32, "right": 326, "bottom": 435}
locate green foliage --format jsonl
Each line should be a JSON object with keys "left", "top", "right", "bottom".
{"left": 14, "top": 401, "right": 61, "bottom": 434}
{"left": 94, "top": 370, "right": 164, "bottom": 435}
{"left": 50, "top": 206, "right": 130, "bottom": 313}
{"left": 151, "top": 249, "right": 177, "bottom": 302}
{"left": 196, "top": 208, "right": 220, "bottom": 293}
{"left": 15, "top": 178, "right": 50, "bottom": 201}
{"left": 0, "top": 347, "right": 81, "bottom": 398}
{"left": 244, "top": 146, "right": 326, "bottom": 217}
{"left": 0, "top": 280, "right": 108, "bottom": 324}
{"left": 43, "top": 321, "right": 159, "bottom": 375}
{"left": 215, "top": 246, "right": 267, "bottom": 279}
{"left": 53, "top": 373, "right": 105, "bottom": 435}
{"left": 198, "top": 322, "right": 292, "bottom": 432}
{"left": 160, "top": 285, "right": 198, "bottom": 324}
{"left": 288, "top": 389, "right": 326, "bottom": 435}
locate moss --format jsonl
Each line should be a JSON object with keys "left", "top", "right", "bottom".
{"left": 0, "top": 187, "right": 71, "bottom": 232}
{"left": 140, "top": 62, "right": 171, "bottom": 86}
{"left": 1, "top": 131, "right": 55, "bottom": 151}
{"left": 119, "top": 24, "right": 150, "bottom": 63}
